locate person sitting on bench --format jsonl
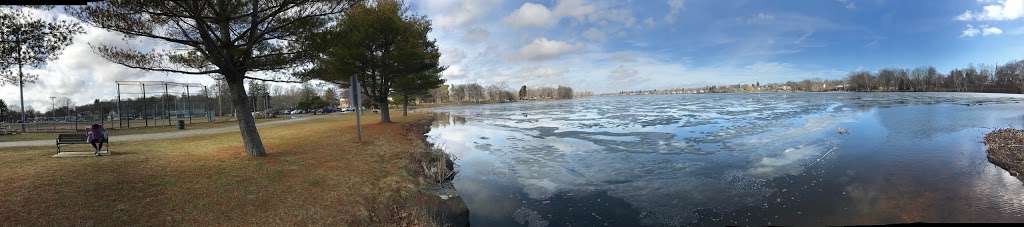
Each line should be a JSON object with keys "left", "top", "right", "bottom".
{"left": 87, "top": 124, "right": 107, "bottom": 156}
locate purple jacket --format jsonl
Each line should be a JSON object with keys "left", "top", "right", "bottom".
{"left": 87, "top": 128, "right": 107, "bottom": 141}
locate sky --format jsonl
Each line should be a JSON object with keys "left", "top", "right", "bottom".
{"left": 3, "top": 0, "right": 1024, "bottom": 111}
{"left": 412, "top": 0, "right": 1024, "bottom": 92}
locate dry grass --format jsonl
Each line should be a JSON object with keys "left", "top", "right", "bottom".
{"left": 0, "top": 112, "right": 445, "bottom": 226}
{"left": 984, "top": 128, "right": 1024, "bottom": 182}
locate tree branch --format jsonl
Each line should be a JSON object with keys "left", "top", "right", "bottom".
{"left": 243, "top": 75, "right": 302, "bottom": 83}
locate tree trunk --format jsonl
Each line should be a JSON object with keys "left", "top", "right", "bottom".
{"left": 379, "top": 95, "right": 391, "bottom": 123}
{"left": 226, "top": 76, "right": 267, "bottom": 157}
{"left": 402, "top": 94, "right": 408, "bottom": 117}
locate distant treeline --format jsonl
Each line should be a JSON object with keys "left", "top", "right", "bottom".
{"left": 614, "top": 60, "right": 1024, "bottom": 95}
{"left": 843, "top": 60, "right": 1024, "bottom": 93}
{"left": 423, "top": 83, "right": 589, "bottom": 104}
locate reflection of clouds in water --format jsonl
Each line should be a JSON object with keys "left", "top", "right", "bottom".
{"left": 739, "top": 112, "right": 852, "bottom": 145}
{"left": 738, "top": 113, "right": 846, "bottom": 178}
{"left": 454, "top": 176, "right": 524, "bottom": 221}
{"left": 750, "top": 144, "right": 834, "bottom": 177}
{"left": 521, "top": 178, "right": 561, "bottom": 200}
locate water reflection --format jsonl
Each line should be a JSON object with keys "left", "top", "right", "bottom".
{"left": 426, "top": 93, "right": 1024, "bottom": 226}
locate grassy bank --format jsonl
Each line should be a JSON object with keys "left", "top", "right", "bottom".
{"left": 0, "top": 112, "right": 453, "bottom": 226}
{"left": 984, "top": 128, "right": 1024, "bottom": 182}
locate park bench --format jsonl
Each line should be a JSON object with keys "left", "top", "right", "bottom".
{"left": 56, "top": 133, "right": 108, "bottom": 154}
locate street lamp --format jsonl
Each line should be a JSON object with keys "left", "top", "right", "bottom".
{"left": 49, "top": 96, "right": 55, "bottom": 121}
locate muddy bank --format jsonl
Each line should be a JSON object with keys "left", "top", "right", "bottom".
{"left": 404, "top": 116, "right": 470, "bottom": 226}
{"left": 984, "top": 128, "right": 1024, "bottom": 182}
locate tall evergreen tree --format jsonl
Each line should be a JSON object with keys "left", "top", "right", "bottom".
{"left": 300, "top": 0, "right": 441, "bottom": 123}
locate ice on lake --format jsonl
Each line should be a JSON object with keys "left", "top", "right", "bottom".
{"left": 427, "top": 92, "right": 1024, "bottom": 226}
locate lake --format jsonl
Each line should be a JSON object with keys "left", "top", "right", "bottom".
{"left": 426, "top": 92, "right": 1024, "bottom": 226}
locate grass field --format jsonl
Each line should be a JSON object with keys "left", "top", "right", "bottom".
{"left": 0, "top": 117, "right": 286, "bottom": 142}
{"left": 0, "top": 112, "right": 447, "bottom": 226}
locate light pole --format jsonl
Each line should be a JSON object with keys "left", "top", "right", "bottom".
{"left": 49, "top": 96, "right": 55, "bottom": 121}
{"left": 49, "top": 96, "right": 55, "bottom": 131}
{"left": 64, "top": 98, "right": 70, "bottom": 122}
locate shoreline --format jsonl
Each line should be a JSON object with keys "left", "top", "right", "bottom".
{"left": 984, "top": 128, "right": 1024, "bottom": 183}
{"left": 405, "top": 115, "right": 470, "bottom": 226}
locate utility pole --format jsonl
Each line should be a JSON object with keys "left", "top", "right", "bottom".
{"left": 64, "top": 98, "right": 70, "bottom": 122}
{"left": 49, "top": 96, "right": 55, "bottom": 131}
{"left": 351, "top": 74, "right": 362, "bottom": 142}
{"left": 49, "top": 96, "right": 55, "bottom": 121}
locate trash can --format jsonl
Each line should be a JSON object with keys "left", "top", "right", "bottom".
{"left": 177, "top": 120, "right": 186, "bottom": 130}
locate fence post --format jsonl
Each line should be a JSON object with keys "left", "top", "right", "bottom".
{"left": 116, "top": 82, "right": 122, "bottom": 128}
{"left": 165, "top": 82, "right": 171, "bottom": 126}
{"left": 185, "top": 85, "right": 192, "bottom": 124}
{"left": 141, "top": 82, "right": 148, "bottom": 127}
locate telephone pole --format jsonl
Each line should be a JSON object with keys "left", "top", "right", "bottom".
{"left": 351, "top": 75, "right": 362, "bottom": 142}
{"left": 49, "top": 96, "right": 55, "bottom": 121}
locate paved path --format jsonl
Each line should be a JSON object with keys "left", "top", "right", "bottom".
{"left": 0, "top": 115, "right": 324, "bottom": 149}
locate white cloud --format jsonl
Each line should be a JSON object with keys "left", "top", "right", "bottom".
{"left": 643, "top": 17, "right": 656, "bottom": 29}
{"left": 582, "top": 28, "right": 608, "bottom": 42}
{"left": 961, "top": 24, "right": 1003, "bottom": 37}
{"left": 983, "top": 25, "right": 1004, "bottom": 35}
{"left": 504, "top": 0, "right": 597, "bottom": 29}
{"left": 514, "top": 38, "right": 584, "bottom": 61}
{"left": 956, "top": 0, "right": 1024, "bottom": 21}
{"left": 418, "top": 0, "right": 503, "bottom": 29}
{"left": 504, "top": 2, "right": 557, "bottom": 28}
{"left": 956, "top": 10, "right": 975, "bottom": 21}
{"left": 442, "top": 64, "right": 468, "bottom": 80}
{"left": 664, "top": 0, "right": 686, "bottom": 24}
{"left": 961, "top": 24, "right": 982, "bottom": 37}
{"left": 592, "top": 8, "right": 637, "bottom": 28}
{"left": 609, "top": 65, "right": 641, "bottom": 83}
{"left": 553, "top": 0, "right": 596, "bottom": 21}
{"left": 520, "top": 67, "right": 566, "bottom": 79}
{"left": 462, "top": 27, "right": 490, "bottom": 43}
{"left": 743, "top": 13, "right": 776, "bottom": 24}
{"left": 835, "top": 0, "right": 856, "bottom": 10}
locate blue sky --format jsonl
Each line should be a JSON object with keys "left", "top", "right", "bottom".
{"left": 3, "top": 1, "right": 1024, "bottom": 110}
{"left": 412, "top": 0, "right": 1024, "bottom": 92}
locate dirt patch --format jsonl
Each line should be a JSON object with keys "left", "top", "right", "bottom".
{"left": 984, "top": 128, "right": 1024, "bottom": 182}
